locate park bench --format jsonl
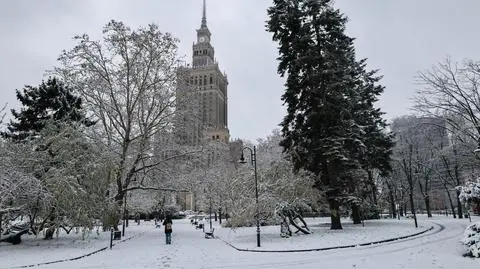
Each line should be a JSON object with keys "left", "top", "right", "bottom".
{"left": 0, "top": 228, "right": 29, "bottom": 245}
{"left": 204, "top": 228, "right": 215, "bottom": 239}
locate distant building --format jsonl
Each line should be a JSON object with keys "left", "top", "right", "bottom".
{"left": 172, "top": 0, "right": 232, "bottom": 212}
{"left": 175, "top": 0, "right": 229, "bottom": 145}
{"left": 391, "top": 116, "right": 449, "bottom": 211}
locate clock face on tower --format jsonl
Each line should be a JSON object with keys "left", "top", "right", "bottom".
{"left": 199, "top": 36, "right": 207, "bottom": 43}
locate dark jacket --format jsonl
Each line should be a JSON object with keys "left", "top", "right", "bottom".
{"left": 163, "top": 218, "right": 172, "bottom": 233}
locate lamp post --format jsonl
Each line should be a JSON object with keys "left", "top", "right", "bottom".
{"left": 122, "top": 193, "right": 126, "bottom": 236}
{"left": 239, "top": 146, "right": 261, "bottom": 247}
{"left": 209, "top": 196, "right": 213, "bottom": 231}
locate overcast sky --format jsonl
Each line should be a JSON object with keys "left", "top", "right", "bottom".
{"left": 1, "top": 0, "right": 480, "bottom": 142}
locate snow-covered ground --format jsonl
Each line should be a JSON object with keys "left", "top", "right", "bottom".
{"left": 1, "top": 215, "right": 479, "bottom": 269}
{"left": 0, "top": 223, "right": 147, "bottom": 268}
{"left": 217, "top": 217, "right": 431, "bottom": 251}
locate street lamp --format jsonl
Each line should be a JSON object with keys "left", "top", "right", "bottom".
{"left": 122, "top": 193, "right": 127, "bottom": 236}
{"left": 209, "top": 196, "right": 213, "bottom": 231}
{"left": 239, "top": 146, "right": 261, "bottom": 247}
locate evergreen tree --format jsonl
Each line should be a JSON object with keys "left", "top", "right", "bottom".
{"left": 2, "top": 77, "right": 93, "bottom": 141}
{"left": 350, "top": 63, "right": 394, "bottom": 221}
{"left": 267, "top": 0, "right": 392, "bottom": 229}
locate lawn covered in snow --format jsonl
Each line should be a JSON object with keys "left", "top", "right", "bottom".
{"left": 0, "top": 223, "right": 148, "bottom": 268}
{"left": 217, "top": 217, "right": 430, "bottom": 251}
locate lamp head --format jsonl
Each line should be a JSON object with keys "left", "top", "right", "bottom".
{"left": 239, "top": 151, "right": 247, "bottom": 164}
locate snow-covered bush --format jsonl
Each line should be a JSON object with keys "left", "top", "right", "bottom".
{"left": 459, "top": 180, "right": 480, "bottom": 207}
{"left": 463, "top": 222, "right": 480, "bottom": 258}
{"left": 459, "top": 180, "right": 480, "bottom": 257}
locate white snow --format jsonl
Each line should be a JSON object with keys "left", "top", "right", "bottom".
{"left": 216, "top": 217, "right": 430, "bottom": 251}
{"left": 0, "top": 215, "right": 479, "bottom": 269}
{"left": 463, "top": 221, "right": 480, "bottom": 258}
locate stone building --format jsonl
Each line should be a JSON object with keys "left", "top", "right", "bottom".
{"left": 171, "top": 0, "right": 232, "bottom": 212}
{"left": 176, "top": 0, "right": 229, "bottom": 145}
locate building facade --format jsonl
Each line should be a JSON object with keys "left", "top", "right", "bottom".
{"left": 176, "top": 0, "right": 229, "bottom": 145}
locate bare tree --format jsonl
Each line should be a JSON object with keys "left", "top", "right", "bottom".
{"left": 414, "top": 57, "right": 480, "bottom": 147}
{"left": 54, "top": 20, "right": 191, "bottom": 228}
{"left": 391, "top": 116, "right": 421, "bottom": 227}
{"left": 414, "top": 58, "right": 480, "bottom": 217}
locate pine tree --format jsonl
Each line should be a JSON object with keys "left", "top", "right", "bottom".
{"left": 2, "top": 77, "right": 93, "bottom": 141}
{"left": 348, "top": 62, "right": 394, "bottom": 222}
{"left": 267, "top": 0, "right": 392, "bottom": 229}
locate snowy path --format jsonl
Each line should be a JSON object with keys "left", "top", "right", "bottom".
{"left": 7, "top": 217, "right": 480, "bottom": 269}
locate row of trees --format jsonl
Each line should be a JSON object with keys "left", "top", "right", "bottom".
{"left": 385, "top": 115, "right": 477, "bottom": 222}
{"left": 386, "top": 58, "right": 480, "bottom": 220}
{"left": 0, "top": 19, "right": 320, "bottom": 239}
{"left": 266, "top": 0, "right": 480, "bottom": 230}
{"left": 0, "top": 21, "right": 205, "bottom": 237}
{"left": 2, "top": 0, "right": 480, "bottom": 240}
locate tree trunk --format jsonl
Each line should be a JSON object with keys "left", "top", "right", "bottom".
{"left": 444, "top": 185, "right": 456, "bottom": 218}
{"left": 418, "top": 178, "right": 432, "bottom": 218}
{"left": 456, "top": 191, "right": 463, "bottom": 219}
{"left": 367, "top": 170, "right": 379, "bottom": 219}
{"left": 329, "top": 199, "right": 342, "bottom": 230}
{"left": 409, "top": 186, "right": 418, "bottom": 228}
{"left": 112, "top": 193, "right": 124, "bottom": 231}
{"left": 288, "top": 216, "right": 311, "bottom": 234}
{"left": 454, "top": 161, "right": 463, "bottom": 219}
{"left": 351, "top": 203, "right": 362, "bottom": 224}
{"left": 296, "top": 215, "right": 310, "bottom": 231}
{"left": 193, "top": 191, "right": 197, "bottom": 212}
{"left": 44, "top": 226, "right": 55, "bottom": 240}
{"left": 424, "top": 196, "right": 432, "bottom": 218}
{"left": 280, "top": 216, "right": 292, "bottom": 237}
{"left": 386, "top": 183, "right": 396, "bottom": 218}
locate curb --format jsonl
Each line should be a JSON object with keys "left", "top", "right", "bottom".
{"left": 220, "top": 225, "right": 435, "bottom": 253}
{"left": 7, "top": 231, "right": 145, "bottom": 269}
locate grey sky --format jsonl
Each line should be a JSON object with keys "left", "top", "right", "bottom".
{"left": 1, "top": 1, "right": 480, "bottom": 142}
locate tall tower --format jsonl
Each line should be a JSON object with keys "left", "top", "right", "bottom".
{"left": 176, "top": 0, "right": 229, "bottom": 144}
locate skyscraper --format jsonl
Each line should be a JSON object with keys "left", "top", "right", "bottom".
{"left": 176, "top": 0, "right": 229, "bottom": 145}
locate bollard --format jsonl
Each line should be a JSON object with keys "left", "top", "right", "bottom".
{"left": 110, "top": 228, "right": 113, "bottom": 249}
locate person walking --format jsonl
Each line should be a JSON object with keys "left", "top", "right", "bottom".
{"left": 163, "top": 216, "right": 173, "bottom": 244}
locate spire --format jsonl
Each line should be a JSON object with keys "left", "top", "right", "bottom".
{"left": 201, "top": 0, "right": 207, "bottom": 28}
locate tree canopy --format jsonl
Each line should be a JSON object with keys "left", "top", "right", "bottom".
{"left": 2, "top": 77, "right": 93, "bottom": 141}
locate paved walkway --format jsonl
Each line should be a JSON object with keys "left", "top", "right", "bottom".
{"left": 19, "top": 219, "right": 252, "bottom": 269}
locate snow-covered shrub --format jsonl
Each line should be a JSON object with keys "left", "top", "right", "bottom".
{"left": 459, "top": 180, "right": 480, "bottom": 206}
{"left": 463, "top": 222, "right": 480, "bottom": 258}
